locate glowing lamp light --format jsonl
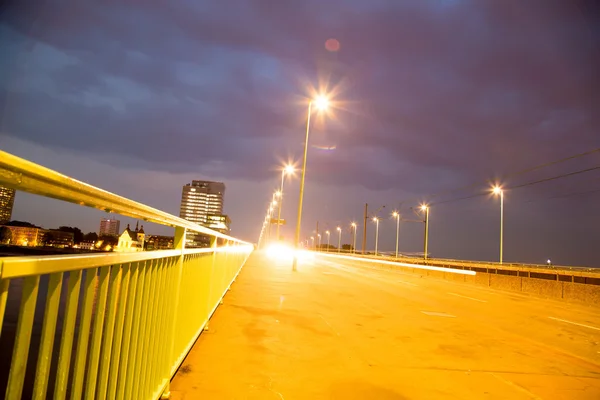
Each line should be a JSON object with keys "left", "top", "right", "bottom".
{"left": 314, "top": 95, "right": 329, "bottom": 111}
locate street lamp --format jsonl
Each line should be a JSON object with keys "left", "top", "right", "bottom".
{"left": 392, "top": 211, "right": 400, "bottom": 258}
{"left": 276, "top": 165, "right": 295, "bottom": 242}
{"left": 326, "top": 230, "right": 330, "bottom": 252}
{"left": 420, "top": 205, "right": 429, "bottom": 260}
{"left": 372, "top": 217, "right": 380, "bottom": 256}
{"left": 351, "top": 222, "right": 357, "bottom": 254}
{"left": 493, "top": 186, "right": 504, "bottom": 264}
{"left": 336, "top": 226, "right": 342, "bottom": 253}
{"left": 292, "top": 94, "right": 330, "bottom": 271}
{"left": 317, "top": 233, "right": 321, "bottom": 250}
{"left": 310, "top": 236, "right": 315, "bottom": 248}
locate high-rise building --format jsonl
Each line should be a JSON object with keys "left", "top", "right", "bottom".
{"left": 179, "top": 181, "right": 229, "bottom": 247}
{"left": 99, "top": 218, "right": 121, "bottom": 236}
{"left": 0, "top": 186, "right": 15, "bottom": 224}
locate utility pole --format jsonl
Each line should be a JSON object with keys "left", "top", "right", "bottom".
{"left": 362, "top": 203, "right": 368, "bottom": 254}
{"left": 316, "top": 221, "right": 319, "bottom": 251}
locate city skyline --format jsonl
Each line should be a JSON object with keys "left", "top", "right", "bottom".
{"left": 0, "top": 186, "right": 15, "bottom": 224}
{"left": 1, "top": 2, "right": 598, "bottom": 266}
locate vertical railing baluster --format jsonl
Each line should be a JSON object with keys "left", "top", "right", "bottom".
{"left": 147, "top": 257, "right": 166, "bottom": 397}
{"left": 123, "top": 260, "right": 147, "bottom": 400}
{"left": 54, "top": 270, "right": 82, "bottom": 400}
{"left": 84, "top": 265, "right": 111, "bottom": 399}
{"left": 136, "top": 259, "right": 158, "bottom": 399}
{"left": 33, "top": 272, "right": 64, "bottom": 400}
{"left": 97, "top": 264, "right": 124, "bottom": 400}
{"left": 0, "top": 278, "right": 10, "bottom": 340}
{"left": 70, "top": 268, "right": 98, "bottom": 400}
{"left": 114, "top": 262, "right": 139, "bottom": 400}
{"left": 162, "top": 227, "right": 186, "bottom": 398}
{"left": 157, "top": 257, "right": 175, "bottom": 396}
{"left": 5, "top": 275, "right": 40, "bottom": 399}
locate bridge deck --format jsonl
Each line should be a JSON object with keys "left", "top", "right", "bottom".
{"left": 171, "top": 252, "right": 600, "bottom": 399}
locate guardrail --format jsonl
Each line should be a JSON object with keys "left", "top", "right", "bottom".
{"left": 315, "top": 251, "right": 600, "bottom": 306}
{"left": 0, "top": 150, "right": 253, "bottom": 400}
{"left": 310, "top": 248, "right": 599, "bottom": 274}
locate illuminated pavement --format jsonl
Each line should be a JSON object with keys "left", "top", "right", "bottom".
{"left": 170, "top": 251, "right": 600, "bottom": 399}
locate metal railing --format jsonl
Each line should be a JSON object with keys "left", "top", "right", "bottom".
{"left": 316, "top": 250, "right": 600, "bottom": 284}
{"left": 0, "top": 150, "right": 253, "bottom": 399}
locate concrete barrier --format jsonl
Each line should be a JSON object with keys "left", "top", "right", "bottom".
{"left": 563, "top": 282, "right": 600, "bottom": 305}
{"left": 490, "top": 274, "right": 522, "bottom": 292}
{"left": 324, "top": 253, "right": 600, "bottom": 306}
{"left": 521, "top": 277, "right": 563, "bottom": 299}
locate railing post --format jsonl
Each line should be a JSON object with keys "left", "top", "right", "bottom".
{"left": 205, "top": 236, "right": 219, "bottom": 331}
{"left": 162, "top": 227, "right": 186, "bottom": 400}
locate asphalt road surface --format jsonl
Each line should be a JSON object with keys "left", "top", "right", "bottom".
{"left": 171, "top": 251, "right": 600, "bottom": 399}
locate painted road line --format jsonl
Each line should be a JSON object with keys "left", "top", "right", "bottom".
{"left": 489, "top": 373, "right": 542, "bottom": 400}
{"left": 319, "top": 314, "right": 340, "bottom": 336}
{"left": 447, "top": 292, "right": 487, "bottom": 303}
{"left": 397, "top": 280, "right": 419, "bottom": 286}
{"left": 421, "top": 311, "right": 456, "bottom": 318}
{"left": 548, "top": 316, "right": 600, "bottom": 331}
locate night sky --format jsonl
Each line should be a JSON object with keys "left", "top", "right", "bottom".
{"left": 1, "top": 1, "right": 598, "bottom": 266}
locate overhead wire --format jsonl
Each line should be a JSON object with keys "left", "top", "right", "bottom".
{"left": 429, "top": 165, "right": 600, "bottom": 206}
{"left": 396, "top": 147, "right": 600, "bottom": 209}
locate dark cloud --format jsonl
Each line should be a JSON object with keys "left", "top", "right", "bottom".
{"left": 1, "top": 0, "right": 599, "bottom": 264}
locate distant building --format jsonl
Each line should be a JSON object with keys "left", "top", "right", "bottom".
{"left": 44, "top": 229, "right": 74, "bottom": 247}
{"left": 0, "top": 186, "right": 16, "bottom": 225}
{"left": 145, "top": 235, "right": 174, "bottom": 250}
{"left": 78, "top": 241, "right": 96, "bottom": 250}
{"left": 115, "top": 222, "right": 145, "bottom": 252}
{"left": 99, "top": 218, "right": 121, "bottom": 236}
{"left": 207, "top": 214, "right": 231, "bottom": 234}
{"left": 3, "top": 225, "right": 44, "bottom": 246}
{"left": 179, "top": 180, "right": 229, "bottom": 247}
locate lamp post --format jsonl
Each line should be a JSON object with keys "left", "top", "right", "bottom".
{"left": 310, "top": 236, "right": 315, "bottom": 249}
{"left": 392, "top": 211, "right": 400, "bottom": 258}
{"left": 493, "top": 186, "right": 504, "bottom": 264}
{"left": 292, "top": 95, "right": 329, "bottom": 271}
{"left": 326, "top": 230, "right": 330, "bottom": 252}
{"left": 276, "top": 165, "right": 295, "bottom": 242}
{"left": 317, "top": 233, "right": 321, "bottom": 250}
{"left": 420, "top": 205, "right": 429, "bottom": 260}
{"left": 351, "top": 222, "right": 357, "bottom": 254}
{"left": 373, "top": 217, "right": 380, "bottom": 256}
{"left": 336, "top": 226, "right": 342, "bottom": 253}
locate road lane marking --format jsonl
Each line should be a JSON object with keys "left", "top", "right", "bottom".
{"left": 421, "top": 311, "right": 456, "bottom": 318}
{"left": 548, "top": 317, "right": 600, "bottom": 331}
{"left": 397, "top": 280, "right": 419, "bottom": 286}
{"left": 447, "top": 292, "right": 487, "bottom": 303}
{"left": 489, "top": 373, "right": 542, "bottom": 400}
{"left": 318, "top": 314, "right": 340, "bottom": 336}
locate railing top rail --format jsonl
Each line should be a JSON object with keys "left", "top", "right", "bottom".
{"left": 0, "top": 243, "right": 253, "bottom": 278}
{"left": 0, "top": 150, "right": 249, "bottom": 244}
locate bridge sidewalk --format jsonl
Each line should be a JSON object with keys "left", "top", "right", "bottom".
{"left": 169, "top": 251, "right": 600, "bottom": 399}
